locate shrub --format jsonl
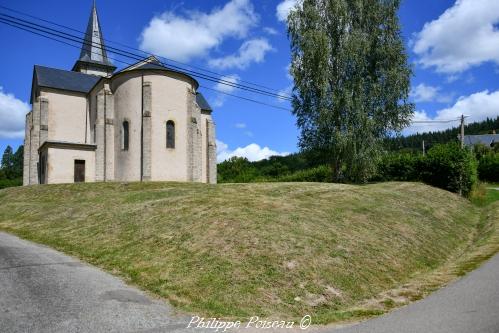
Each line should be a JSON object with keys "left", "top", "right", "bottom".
{"left": 478, "top": 153, "right": 499, "bottom": 182}
{"left": 0, "top": 178, "right": 22, "bottom": 190}
{"left": 420, "top": 143, "right": 478, "bottom": 196}
{"left": 375, "top": 153, "right": 422, "bottom": 181}
{"left": 279, "top": 165, "right": 332, "bottom": 182}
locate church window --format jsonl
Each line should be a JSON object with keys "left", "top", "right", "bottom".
{"left": 166, "top": 120, "right": 175, "bottom": 148}
{"left": 122, "top": 120, "right": 129, "bottom": 151}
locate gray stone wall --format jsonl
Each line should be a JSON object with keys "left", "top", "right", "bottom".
{"left": 95, "top": 91, "right": 106, "bottom": 181}
{"left": 39, "top": 97, "right": 49, "bottom": 145}
{"left": 142, "top": 81, "right": 152, "bottom": 181}
{"left": 185, "top": 89, "right": 194, "bottom": 181}
{"left": 207, "top": 118, "right": 217, "bottom": 184}
{"left": 29, "top": 97, "right": 40, "bottom": 184}
{"left": 191, "top": 95, "right": 202, "bottom": 182}
{"left": 105, "top": 90, "right": 115, "bottom": 181}
{"left": 23, "top": 112, "right": 32, "bottom": 186}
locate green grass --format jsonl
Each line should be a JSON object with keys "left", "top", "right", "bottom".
{"left": 0, "top": 181, "right": 497, "bottom": 324}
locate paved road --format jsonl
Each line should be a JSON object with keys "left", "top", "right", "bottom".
{"left": 325, "top": 253, "right": 499, "bottom": 333}
{"left": 1, "top": 232, "right": 498, "bottom": 333}
{"left": 0, "top": 232, "right": 201, "bottom": 333}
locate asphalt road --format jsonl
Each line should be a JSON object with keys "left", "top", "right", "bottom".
{"left": 0, "top": 232, "right": 203, "bottom": 333}
{"left": 1, "top": 231, "right": 498, "bottom": 333}
{"left": 325, "top": 253, "right": 499, "bottom": 333}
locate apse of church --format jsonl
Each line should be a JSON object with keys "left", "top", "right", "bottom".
{"left": 23, "top": 2, "right": 217, "bottom": 185}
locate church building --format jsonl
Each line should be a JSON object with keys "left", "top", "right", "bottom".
{"left": 23, "top": 3, "right": 217, "bottom": 185}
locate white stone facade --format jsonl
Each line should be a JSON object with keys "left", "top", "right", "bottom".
{"left": 23, "top": 59, "right": 217, "bottom": 185}
{"left": 23, "top": 3, "right": 217, "bottom": 186}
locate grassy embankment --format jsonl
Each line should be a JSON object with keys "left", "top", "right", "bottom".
{"left": 0, "top": 181, "right": 497, "bottom": 324}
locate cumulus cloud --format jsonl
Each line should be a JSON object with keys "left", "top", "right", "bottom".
{"left": 139, "top": 0, "right": 258, "bottom": 62}
{"left": 212, "top": 74, "right": 240, "bottom": 107}
{"left": 276, "top": 0, "right": 300, "bottom": 22}
{"left": 208, "top": 38, "right": 274, "bottom": 70}
{"left": 412, "top": 0, "right": 499, "bottom": 73}
{"left": 406, "top": 90, "right": 499, "bottom": 134}
{"left": 217, "top": 140, "right": 289, "bottom": 162}
{"left": 410, "top": 83, "right": 453, "bottom": 103}
{"left": 0, "top": 87, "right": 29, "bottom": 139}
{"left": 263, "top": 27, "right": 279, "bottom": 35}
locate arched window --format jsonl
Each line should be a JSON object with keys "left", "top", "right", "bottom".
{"left": 166, "top": 120, "right": 175, "bottom": 148}
{"left": 122, "top": 120, "right": 129, "bottom": 151}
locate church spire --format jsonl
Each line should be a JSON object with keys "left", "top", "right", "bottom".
{"left": 72, "top": 1, "right": 116, "bottom": 76}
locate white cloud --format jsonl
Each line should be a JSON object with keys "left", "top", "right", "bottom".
{"left": 235, "top": 122, "right": 246, "bottom": 128}
{"left": 406, "top": 90, "right": 499, "bottom": 134}
{"left": 139, "top": 0, "right": 258, "bottom": 62}
{"left": 0, "top": 87, "right": 29, "bottom": 139}
{"left": 277, "top": 84, "right": 293, "bottom": 103}
{"left": 208, "top": 38, "right": 274, "bottom": 70}
{"left": 263, "top": 27, "right": 279, "bottom": 35}
{"left": 217, "top": 139, "right": 289, "bottom": 162}
{"left": 215, "top": 74, "right": 240, "bottom": 93}
{"left": 410, "top": 83, "right": 453, "bottom": 103}
{"left": 212, "top": 74, "right": 240, "bottom": 107}
{"left": 413, "top": 0, "right": 499, "bottom": 73}
{"left": 276, "top": 0, "right": 300, "bottom": 22}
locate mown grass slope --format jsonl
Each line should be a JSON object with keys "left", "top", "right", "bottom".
{"left": 0, "top": 182, "right": 493, "bottom": 323}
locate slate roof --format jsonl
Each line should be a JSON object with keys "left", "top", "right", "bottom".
{"left": 34, "top": 65, "right": 101, "bottom": 94}
{"left": 463, "top": 134, "right": 499, "bottom": 147}
{"left": 196, "top": 92, "right": 212, "bottom": 112}
{"left": 32, "top": 62, "right": 212, "bottom": 112}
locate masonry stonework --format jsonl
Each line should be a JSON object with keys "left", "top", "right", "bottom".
{"left": 23, "top": 3, "right": 216, "bottom": 185}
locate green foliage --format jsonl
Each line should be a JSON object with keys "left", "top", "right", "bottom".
{"left": 0, "top": 145, "right": 23, "bottom": 187}
{"left": 375, "top": 153, "right": 422, "bottom": 181}
{"left": 0, "top": 178, "right": 22, "bottom": 189}
{"left": 217, "top": 157, "right": 259, "bottom": 183}
{"left": 384, "top": 116, "right": 499, "bottom": 152}
{"left": 420, "top": 143, "right": 478, "bottom": 197}
{"left": 478, "top": 153, "right": 499, "bottom": 182}
{"left": 288, "top": 0, "right": 414, "bottom": 182}
{"left": 278, "top": 165, "right": 332, "bottom": 182}
{"left": 373, "top": 143, "right": 479, "bottom": 196}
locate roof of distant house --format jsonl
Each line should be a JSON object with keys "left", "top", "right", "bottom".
{"left": 463, "top": 134, "right": 499, "bottom": 146}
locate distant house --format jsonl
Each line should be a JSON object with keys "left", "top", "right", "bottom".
{"left": 462, "top": 134, "right": 499, "bottom": 148}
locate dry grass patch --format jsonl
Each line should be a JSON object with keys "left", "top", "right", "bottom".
{"left": 0, "top": 181, "right": 492, "bottom": 324}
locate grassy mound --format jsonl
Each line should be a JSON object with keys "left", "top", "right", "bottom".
{"left": 0, "top": 182, "right": 489, "bottom": 323}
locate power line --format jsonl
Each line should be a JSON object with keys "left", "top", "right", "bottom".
{"left": 200, "top": 86, "right": 293, "bottom": 111}
{"left": 0, "top": 12, "right": 293, "bottom": 102}
{"left": 0, "top": 4, "right": 292, "bottom": 98}
{"left": 0, "top": 17, "right": 294, "bottom": 112}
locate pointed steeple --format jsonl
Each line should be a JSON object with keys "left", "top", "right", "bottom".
{"left": 72, "top": 1, "right": 116, "bottom": 76}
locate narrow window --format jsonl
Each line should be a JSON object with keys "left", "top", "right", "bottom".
{"left": 166, "top": 120, "right": 175, "bottom": 148}
{"left": 122, "top": 120, "right": 129, "bottom": 151}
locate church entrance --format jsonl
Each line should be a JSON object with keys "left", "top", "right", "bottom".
{"left": 74, "top": 160, "right": 85, "bottom": 183}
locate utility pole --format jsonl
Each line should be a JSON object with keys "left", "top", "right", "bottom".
{"left": 422, "top": 140, "right": 425, "bottom": 156}
{"left": 460, "top": 114, "right": 465, "bottom": 148}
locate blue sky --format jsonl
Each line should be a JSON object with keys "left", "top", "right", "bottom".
{"left": 0, "top": 0, "right": 498, "bottom": 161}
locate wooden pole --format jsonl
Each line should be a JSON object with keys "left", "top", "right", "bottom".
{"left": 460, "top": 114, "right": 465, "bottom": 148}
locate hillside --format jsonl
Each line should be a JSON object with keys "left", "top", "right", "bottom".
{"left": 0, "top": 182, "right": 497, "bottom": 324}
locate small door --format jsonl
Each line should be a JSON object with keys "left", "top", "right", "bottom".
{"left": 74, "top": 160, "right": 85, "bottom": 183}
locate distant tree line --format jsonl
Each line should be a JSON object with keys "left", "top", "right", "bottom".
{"left": 0, "top": 145, "right": 23, "bottom": 189}
{"left": 218, "top": 117, "right": 499, "bottom": 193}
{"left": 383, "top": 116, "right": 499, "bottom": 152}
